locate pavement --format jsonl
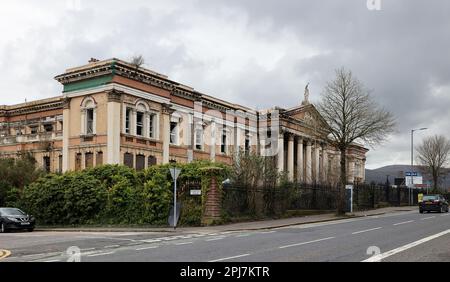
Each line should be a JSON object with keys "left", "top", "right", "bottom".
{"left": 33, "top": 206, "right": 414, "bottom": 233}
{"left": 5, "top": 206, "right": 449, "bottom": 262}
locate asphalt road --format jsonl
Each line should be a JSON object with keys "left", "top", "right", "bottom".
{"left": 1, "top": 208, "right": 449, "bottom": 262}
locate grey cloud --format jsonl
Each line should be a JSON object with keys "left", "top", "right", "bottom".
{"left": 1, "top": 0, "right": 449, "bottom": 168}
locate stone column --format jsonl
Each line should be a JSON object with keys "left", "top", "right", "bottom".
{"left": 322, "top": 145, "right": 328, "bottom": 183}
{"left": 277, "top": 133, "right": 284, "bottom": 174}
{"left": 234, "top": 126, "right": 241, "bottom": 156}
{"left": 296, "top": 137, "right": 303, "bottom": 182}
{"left": 305, "top": 141, "right": 312, "bottom": 183}
{"left": 287, "top": 135, "right": 294, "bottom": 181}
{"left": 161, "top": 104, "right": 172, "bottom": 164}
{"left": 210, "top": 120, "right": 216, "bottom": 162}
{"left": 314, "top": 144, "right": 320, "bottom": 183}
{"left": 362, "top": 159, "right": 366, "bottom": 182}
{"left": 130, "top": 109, "right": 136, "bottom": 135}
{"left": 80, "top": 109, "right": 86, "bottom": 135}
{"left": 107, "top": 90, "right": 122, "bottom": 165}
{"left": 347, "top": 158, "right": 355, "bottom": 184}
{"left": 187, "top": 113, "right": 194, "bottom": 163}
{"left": 62, "top": 97, "right": 71, "bottom": 172}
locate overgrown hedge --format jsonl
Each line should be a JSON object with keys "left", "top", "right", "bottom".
{"left": 11, "top": 161, "right": 229, "bottom": 226}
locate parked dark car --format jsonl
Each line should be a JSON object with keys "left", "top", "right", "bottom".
{"left": 0, "top": 207, "right": 35, "bottom": 233}
{"left": 419, "top": 195, "right": 449, "bottom": 213}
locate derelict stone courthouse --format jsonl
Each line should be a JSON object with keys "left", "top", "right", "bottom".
{"left": 0, "top": 58, "right": 367, "bottom": 184}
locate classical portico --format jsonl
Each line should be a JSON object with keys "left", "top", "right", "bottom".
{"left": 271, "top": 84, "right": 368, "bottom": 185}
{"left": 276, "top": 132, "right": 328, "bottom": 184}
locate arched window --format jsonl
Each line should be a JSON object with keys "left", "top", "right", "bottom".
{"left": 81, "top": 97, "right": 97, "bottom": 135}
{"left": 135, "top": 103, "right": 147, "bottom": 137}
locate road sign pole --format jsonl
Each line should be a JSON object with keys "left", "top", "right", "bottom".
{"left": 169, "top": 167, "right": 181, "bottom": 230}
{"left": 174, "top": 177, "right": 177, "bottom": 230}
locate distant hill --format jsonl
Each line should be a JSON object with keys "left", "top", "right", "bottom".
{"left": 365, "top": 165, "right": 450, "bottom": 188}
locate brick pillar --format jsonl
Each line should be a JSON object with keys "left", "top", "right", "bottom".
{"left": 201, "top": 167, "right": 223, "bottom": 225}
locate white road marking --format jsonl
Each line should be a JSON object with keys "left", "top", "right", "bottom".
{"left": 136, "top": 246, "right": 159, "bottom": 251}
{"left": 87, "top": 251, "right": 115, "bottom": 257}
{"left": 104, "top": 245, "right": 120, "bottom": 249}
{"left": 362, "top": 229, "right": 450, "bottom": 262}
{"left": 259, "top": 231, "right": 276, "bottom": 234}
{"left": 141, "top": 239, "right": 161, "bottom": 243}
{"left": 421, "top": 216, "right": 435, "bottom": 220}
{"left": 279, "top": 237, "right": 335, "bottom": 249}
{"left": 209, "top": 253, "right": 251, "bottom": 262}
{"left": 352, "top": 227, "right": 382, "bottom": 235}
{"left": 441, "top": 214, "right": 450, "bottom": 217}
{"left": 193, "top": 234, "right": 207, "bottom": 237}
{"left": 206, "top": 237, "right": 226, "bottom": 241}
{"left": 175, "top": 241, "right": 193, "bottom": 245}
{"left": 44, "top": 259, "right": 61, "bottom": 262}
{"left": 81, "top": 248, "right": 96, "bottom": 251}
{"left": 393, "top": 220, "right": 414, "bottom": 226}
{"left": 236, "top": 233, "right": 252, "bottom": 237}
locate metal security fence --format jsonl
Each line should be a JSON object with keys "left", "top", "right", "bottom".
{"left": 222, "top": 182, "right": 429, "bottom": 220}
{"left": 353, "top": 184, "right": 426, "bottom": 209}
{"left": 222, "top": 183, "right": 340, "bottom": 219}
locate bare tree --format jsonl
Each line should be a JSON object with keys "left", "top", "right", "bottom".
{"left": 317, "top": 68, "right": 396, "bottom": 215}
{"left": 130, "top": 55, "right": 145, "bottom": 69}
{"left": 416, "top": 135, "right": 450, "bottom": 192}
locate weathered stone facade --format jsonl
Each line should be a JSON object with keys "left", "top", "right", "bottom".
{"left": 0, "top": 58, "right": 367, "bottom": 184}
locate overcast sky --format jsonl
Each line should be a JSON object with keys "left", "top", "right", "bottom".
{"left": 1, "top": 0, "right": 449, "bottom": 169}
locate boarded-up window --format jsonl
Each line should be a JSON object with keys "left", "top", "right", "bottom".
{"left": 96, "top": 152, "right": 103, "bottom": 166}
{"left": 58, "top": 155, "right": 62, "bottom": 173}
{"left": 124, "top": 153, "right": 134, "bottom": 168}
{"left": 136, "top": 155, "right": 145, "bottom": 171}
{"left": 43, "top": 156, "right": 51, "bottom": 172}
{"left": 75, "top": 153, "right": 82, "bottom": 171}
{"left": 85, "top": 152, "right": 93, "bottom": 168}
{"left": 148, "top": 156, "right": 157, "bottom": 167}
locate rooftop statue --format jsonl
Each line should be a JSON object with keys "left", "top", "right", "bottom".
{"left": 302, "top": 83, "right": 310, "bottom": 105}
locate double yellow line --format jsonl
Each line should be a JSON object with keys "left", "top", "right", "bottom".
{"left": 0, "top": 249, "right": 11, "bottom": 260}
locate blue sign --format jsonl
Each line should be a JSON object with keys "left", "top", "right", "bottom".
{"left": 405, "top": 172, "right": 418, "bottom": 177}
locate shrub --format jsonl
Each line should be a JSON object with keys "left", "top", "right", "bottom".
{"left": 63, "top": 173, "right": 106, "bottom": 224}
{"left": 14, "top": 162, "right": 230, "bottom": 226}
{"left": 22, "top": 174, "right": 66, "bottom": 225}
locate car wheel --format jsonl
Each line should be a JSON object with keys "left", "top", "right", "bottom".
{"left": 27, "top": 228, "right": 34, "bottom": 232}
{"left": 419, "top": 209, "right": 423, "bottom": 214}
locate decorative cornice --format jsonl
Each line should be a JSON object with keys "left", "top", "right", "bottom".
{"left": 171, "top": 87, "right": 201, "bottom": 101}
{"left": 62, "top": 97, "right": 71, "bottom": 109}
{"left": 1, "top": 101, "right": 64, "bottom": 117}
{"left": 107, "top": 89, "right": 123, "bottom": 102}
{"left": 161, "top": 103, "right": 175, "bottom": 115}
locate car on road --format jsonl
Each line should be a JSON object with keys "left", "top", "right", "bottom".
{"left": 419, "top": 195, "right": 449, "bottom": 213}
{"left": 0, "top": 207, "right": 35, "bottom": 233}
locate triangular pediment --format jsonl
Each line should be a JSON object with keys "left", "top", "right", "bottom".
{"left": 284, "top": 103, "right": 330, "bottom": 130}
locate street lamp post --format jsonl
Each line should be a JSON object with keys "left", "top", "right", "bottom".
{"left": 410, "top": 127, "right": 427, "bottom": 205}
